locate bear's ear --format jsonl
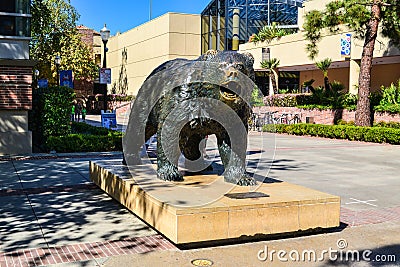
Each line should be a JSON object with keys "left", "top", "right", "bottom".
{"left": 200, "top": 49, "right": 219, "bottom": 61}
{"left": 241, "top": 52, "right": 254, "bottom": 66}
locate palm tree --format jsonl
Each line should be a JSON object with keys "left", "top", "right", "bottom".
{"left": 251, "top": 22, "right": 293, "bottom": 44}
{"left": 315, "top": 58, "right": 332, "bottom": 92}
{"left": 261, "top": 58, "right": 280, "bottom": 95}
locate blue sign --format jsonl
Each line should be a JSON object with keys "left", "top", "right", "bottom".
{"left": 38, "top": 79, "right": 48, "bottom": 88}
{"left": 60, "top": 70, "right": 73, "bottom": 88}
{"left": 341, "top": 33, "right": 351, "bottom": 57}
{"left": 101, "top": 110, "right": 117, "bottom": 129}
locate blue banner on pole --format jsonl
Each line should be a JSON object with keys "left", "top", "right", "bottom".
{"left": 60, "top": 70, "right": 73, "bottom": 88}
{"left": 38, "top": 79, "right": 48, "bottom": 88}
{"left": 341, "top": 33, "right": 351, "bottom": 58}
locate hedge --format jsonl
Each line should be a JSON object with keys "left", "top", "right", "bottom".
{"left": 71, "top": 122, "right": 110, "bottom": 135}
{"left": 263, "top": 123, "right": 400, "bottom": 145}
{"left": 29, "top": 86, "right": 75, "bottom": 152}
{"left": 263, "top": 93, "right": 313, "bottom": 107}
{"left": 46, "top": 132, "right": 123, "bottom": 153}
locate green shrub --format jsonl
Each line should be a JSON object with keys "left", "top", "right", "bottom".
{"left": 251, "top": 87, "right": 265, "bottom": 107}
{"left": 336, "top": 120, "right": 355, "bottom": 126}
{"left": 45, "top": 122, "right": 123, "bottom": 153}
{"left": 374, "top": 80, "right": 400, "bottom": 114}
{"left": 374, "top": 104, "right": 400, "bottom": 114}
{"left": 264, "top": 93, "right": 313, "bottom": 107}
{"left": 46, "top": 131, "right": 123, "bottom": 153}
{"left": 29, "top": 86, "right": 75, "bottom": 152}
{"left": 71, "top": 122, "right": 110, "bottom": 135}
{"left": 373, "top": 121, "right": 400, "bottom": 129}
{"left": 262, "top": 123, "right": 400, "bottom": 145}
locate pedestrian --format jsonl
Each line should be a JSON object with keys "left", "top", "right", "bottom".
{"left": 70, "top": 105, "right": 75, "bottom": 122}
{"left": 82, "top": 106, "right": 86, "bottom": 122}
{"left": 75, "top": 102, "right": 82, "bottom": 122}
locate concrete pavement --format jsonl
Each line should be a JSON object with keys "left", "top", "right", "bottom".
{"left": 0, "top": 128, "right": 399, "bottom": 266}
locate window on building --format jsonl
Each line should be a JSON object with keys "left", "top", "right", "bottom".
{"left": 0, "top": 0, "right": 30, "bottom": 14}
{"left": 201, "top": 0, "right": 303, "bottom": 52}
{"left": 0, "top": 0, "right": 15, "bottom": 13}
{"left": 0, "top": 15, "right": 30, "bottom": 36}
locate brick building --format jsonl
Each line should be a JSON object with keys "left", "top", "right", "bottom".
{"left": 0, "top": 0, "right": 35, "bottom": 155}
{"left": 75, "top": 25, "right": 101, "bottom": 98}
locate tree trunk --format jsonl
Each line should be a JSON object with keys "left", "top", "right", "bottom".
{"left": 271, "top": 69, "right": 279, "bottom": 94}
{"left": 355, "top": 1, "right": 381, "bottom": 127}
{"left": 324, "top": 76, "right": 330, "bottom": 91}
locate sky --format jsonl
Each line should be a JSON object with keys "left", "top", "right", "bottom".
{"left": 70, "top": 0, "right": 211, "bottom": 35}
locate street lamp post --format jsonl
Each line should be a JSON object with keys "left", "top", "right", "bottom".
{"left": 100, "top": 24, "right": 110, "bottom": 111}
{"left": 55, "top": 55, "right": 61, "bottom": 86}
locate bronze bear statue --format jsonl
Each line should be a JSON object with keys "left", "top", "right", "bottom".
{"left": 123, "top": 50, "right": 257, "bottom": 186}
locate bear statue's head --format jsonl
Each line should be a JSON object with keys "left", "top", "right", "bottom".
{"left": 200, "top": 50, "right": 255, "bottom": 101}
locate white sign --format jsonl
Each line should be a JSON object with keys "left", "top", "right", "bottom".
{"left": 99, "top": 68, "right": 111, "bottom": 84}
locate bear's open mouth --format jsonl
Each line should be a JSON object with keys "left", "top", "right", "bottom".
{"left": 220, "top": 81, "right": 240, "bottom": 100}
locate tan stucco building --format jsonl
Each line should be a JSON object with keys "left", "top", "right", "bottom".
{"left": 106, "top": 13, "right": 202, "bottom": 95}
{"left": 239, "top": 0, "right": 400, "bottom": 95}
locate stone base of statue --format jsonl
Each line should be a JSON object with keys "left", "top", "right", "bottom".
{"left": 90, "top": 159, "right": 340, "bottom": 245}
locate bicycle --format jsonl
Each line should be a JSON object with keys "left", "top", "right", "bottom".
{"left": 288, "top": 113, "right": 301, "bottom": 124}
{"left": 272, "top": 113, "right": 289, "bottom": 124}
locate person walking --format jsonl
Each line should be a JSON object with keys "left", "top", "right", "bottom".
{"left": 82, "top": 106, "right": 87, "bottom": 122}
{"left": 70, "top": 104, "right": 75, "bottom": 122}
{"left": 75, "top": 102, "right": 82, "bottom": 122}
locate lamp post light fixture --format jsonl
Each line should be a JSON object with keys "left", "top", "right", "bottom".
{"left": 55, "top": 55, "right": 61, "bottom": 86}
{"left": 34, "top": 69, "right": 39, "bottom": 89}
{"left": 100, "top": 24, "right": 110, "bottom": 111}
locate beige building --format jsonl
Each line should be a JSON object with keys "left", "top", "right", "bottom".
{"left": 106, "top": 13, "right": 202, "bottom": 95}
{"left": 239, "top": 0, "right": 400, "bottom": 95}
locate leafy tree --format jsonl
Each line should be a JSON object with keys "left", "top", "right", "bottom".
{"left": 303, "top": 0, "right": 400, "bottom": 126}
{"left": 260, "top": 58, "right": 280, "bottom": 95}
{"left": 30, "top": 0, "right": 98, "bottom": 85}
{"left": 315, "top": 58, "right": 332, "bottom": 92}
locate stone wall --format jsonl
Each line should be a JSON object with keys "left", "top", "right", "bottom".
{"left": 253, "top": 106, "right": 400, "bottom": 125}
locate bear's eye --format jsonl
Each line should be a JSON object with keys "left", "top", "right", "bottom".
{"left": 236, "top": 64, "right": 244, "bottom": 70}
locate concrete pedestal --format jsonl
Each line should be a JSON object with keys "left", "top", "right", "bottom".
{"left": 90, "top": 160, "right": 340, "bottom": 244}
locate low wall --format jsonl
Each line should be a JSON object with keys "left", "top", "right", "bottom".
{"left": 253, "top": 106, "right": 400, "bottom": 125}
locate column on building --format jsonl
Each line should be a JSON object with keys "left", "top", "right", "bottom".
{"left": 349, "top": 59, "right": 360, "bottom": 95}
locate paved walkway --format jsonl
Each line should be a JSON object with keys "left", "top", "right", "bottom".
{"left": 1, "top": 129, "right": 400, "bottom": 266}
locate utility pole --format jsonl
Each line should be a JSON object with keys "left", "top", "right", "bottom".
{"left": 149, "top": 0, "right": 152, "bottom": 20}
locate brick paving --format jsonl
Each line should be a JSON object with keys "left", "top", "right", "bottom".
{"left": 0, "top": 235, "right": 176, "bottom": 267}
{"left": 0, "top": 153, "right": 121, "bottom": 162}
{"left": 340, "top": 206, "right": 400, "bottom": 227}
{"left": 2, "top": 144, "right": 400, "bottom": 266}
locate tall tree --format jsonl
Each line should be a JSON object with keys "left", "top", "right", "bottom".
{"left": 261, "top": 58, "right": 280, "bottom": 95}
{"left": 303, "top": 0, "right": 400, "bottom": 126}
{"left": 30, "top": 0, "right": 98, "bottom": 85}
{"left": 315, "top": 58, "right": 332, "bottom": 92}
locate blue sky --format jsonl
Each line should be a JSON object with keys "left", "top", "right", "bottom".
{"left": 70, "top": 0, "right": 210, "bottom": 35}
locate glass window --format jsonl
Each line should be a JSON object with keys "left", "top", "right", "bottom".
{"left": 0, "top": 15, "right": 30, "bottom": 36}
{"left": 16, "top": 0, "right": 30, "bottom": 14}
{"left": 0, "top": 0, "right": 15, "bottom": 13}
{"left": 202, "top": 0, "right": 302, "bottom": 51}
{"left": 0, "top": 16, "right": 15, "bottom": 35}
{"left": 0, "top": 0, "right": 30, "bottom": 14}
